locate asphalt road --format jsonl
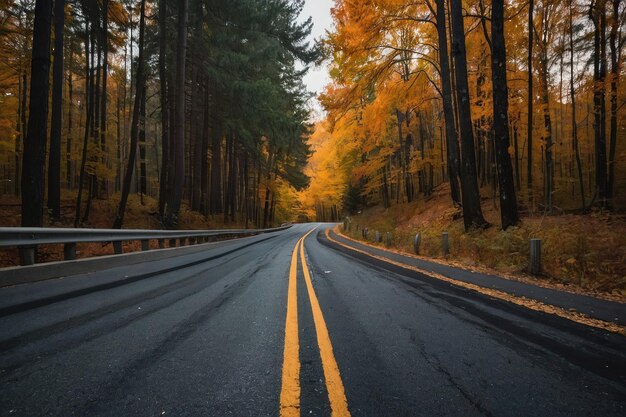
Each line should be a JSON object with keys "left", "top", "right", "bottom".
{"left": 0, "top": 223, "right": 625, "bottom": 416}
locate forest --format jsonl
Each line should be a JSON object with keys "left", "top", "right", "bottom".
{"left": 0, "top": 0, "right": 625, "bottom": 236}
{"left": 0, "top": 0, "right": 317, "bottom": 229}
{"left": 302, "top": 0, "right": 626, "bottom": 231}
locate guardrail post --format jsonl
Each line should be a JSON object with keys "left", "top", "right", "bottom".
{"left": 113, "top": 241, "right": 123, "bottom": 255}
{"left": 442, "top": 232, "right": 449, "bottom": 256}
{"left": 169, "top": 239, "right": 176, "bottom": 247}
{"left": 385, "top": 232, "right": 392, "bottom": 246}
{"left": 413, "top": 233, "right": 421, "bottom": 255}
{"left": 19, "top": 246, "right": 36, "bottom": 266}
{"left": 141, "top": 240, "right": 150, "bottom": 251}
{"left": 179, "top": 238, "right": 186, "bottom": 246}
{"left": 158, "top": 239, "right": 165, "bottom": 249}
{"left": 530, "top": 238, "right": 542, "bottom": 274}
{"left": 375, "top": 231, "right": 381, "bottom": 243}
{"left": 64, "top": 243, "right": 77, "bottom": 260}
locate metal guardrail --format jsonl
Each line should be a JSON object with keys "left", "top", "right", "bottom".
{"left": 0, "top": 225, "right": 292, "bottom": 266}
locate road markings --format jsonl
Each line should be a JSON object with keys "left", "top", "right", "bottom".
{"left": 327, "top": 228, "right": 626, "bottom": 336}
{"left": 300, "top": 234, "right": 351, "bottom": 417}
{"left": 280, "top": 226, "right": 322, "bottom": 417}
{"left": 279, "top": 238, "right": 302, "bottom": 417}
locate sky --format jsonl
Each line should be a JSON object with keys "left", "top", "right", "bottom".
{"left": 299, "top": 0, "right": 335, "bottom": 119}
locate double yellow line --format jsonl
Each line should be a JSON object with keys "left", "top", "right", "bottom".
{"left": 280, "top": 226, "right": 351, "bottom": 417}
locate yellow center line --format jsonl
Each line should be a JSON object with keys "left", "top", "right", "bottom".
{"left": 279, "top": 226, "right": 320, "bottom": 417}
{"left": 300, "top": 229, "right": 351, "bottom": 417}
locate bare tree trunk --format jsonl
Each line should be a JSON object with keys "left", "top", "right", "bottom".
{"left": 450, "top": 0, "right": 489, "bottom": 230}
{"left": 490, "top": 0, "right": 519, "bottom": 229}
{"left": 158, "top": 0, "right": 169, "bottom": 217}
{"left": 607, "top": 0, "right": 620, "bottom": 201}
{"left": 590, "top": 0, "right": 608, "bottom": 205}
{"left": 139, "top": 80, "right": 147, "bottom": 201}
{"left": 47, "top": 0, "right": 64, "bottom": 220}
{"left": 16, "top": 70, "right": 27, "bottom": 196}
{"left": 100, "top": 0, "right": 109, "bottom": 196}
{"left": 435, "top": 0, "right": 461, "bottom": 206}
{"left": 66, "top": 39, "right": 74, "bottom": 189}
{"left": 164, "top": 0, "right": 188, "bottom": 227}
{"left": 113, "top": 0, "right": 146, "bottom": 229}
{"left": 75, "top": 24, "right": 91, "bottom": 227}
{"left": 22, "top": 0, "right": 52, "bottom": 228}
{"left": 527, "top": 0, "right": 535, "bottom": 203}
{"left": 569, "top": 0, "right": 585, "bottom": 210}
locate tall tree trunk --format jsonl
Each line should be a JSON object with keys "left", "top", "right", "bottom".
{"left": 450, "top": 0, "right": 489, "bottom": 230}
{"left": 116, "top": 80, "right": 121, "bottom": 192}
{"left": 100, "top": 0, "right": 109, "bottom": 196}
{"left": 164, "top": 0, "right": 188, "bottom": 227}
{"left": 491, "top": 0, "right": 519, "bottom": 229}
{"left": 607, "top": 0, "right": 620, "bottom": 201}
{"left": 200, "top": 85, "right": 210, "bottom": 215}
{"left": 113, "top": 0, "right": 146, "bottom": 229}
{"left": 22, "top": 0, "right": 52, "bottom": 228}
{"left": 16, "top": 70, "right": 27, "bottom": 196}
{"left": 75, "top": 24, "right": 91, "bottom": 227}
{"left": 591, "top": 0, "right": 608, "bottom": 205}
{"left": 210, "top": 124, "right": 223, "bottom": 214}
{"left": 435, "top": 0, "right": 461, "bottom": 206}
{"left": 527, "top": 0, "right": 534, "bottom": 202}
{"left": 569, "top": 0, "right": 585, "bottom": 210}
{"left": 139, "top": 81, "right": 147, "bottom": 200}
{"left": 82, "top": 25, "right": 98, "bottom": 223}
{"left": 66, "top": 39, "right": 74, "bottom": 189}
{"left": 158, "top": 0, "right": 169, "bottom": 217}
{"left": 537, "top": 28, "right": 554, "bottom": 212}
{"left": 47, "top": 0, "right": 64, "bottom": 220}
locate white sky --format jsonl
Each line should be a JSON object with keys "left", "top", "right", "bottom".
{"left": 299, "top": 0, "right": 334, "bottom": 119}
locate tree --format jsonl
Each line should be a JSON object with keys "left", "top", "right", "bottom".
{"left": 434, "top": 0, "right": 461, "bottom": 206}
{"left": 450, "top": 0, "right": 489, "bottom": 230}
{"left": 164, "top": 0, "right": 188, "bottom": 227}
{"left": 491, "top": 0, "right": 519, "bottom": 229}
{"left": 113, "top": 0, "right": 146, "bottom": 229}
{"left": 590, "top": 0, "right": 608, "bottom": 205}
{"left": 47, "top": 0, "right": 64, "bottom": 220}
{"left": 527, "top": 0, "right": 535, "bottom": 201}
{"left": 22, "top": 0, "right": 53, "bottom": 228}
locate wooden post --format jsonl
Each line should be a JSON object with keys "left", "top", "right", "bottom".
{"left": 530, "top": 238, "right": 542, "bottom": 274}
{"left": 385, "top": 232, "right": 392, "bottom": 246}
{"left": 413, "top": 233, "right": 421, "bottom": 255}
{"left": 141, "top": 239, "right": 150, "bottom": 251}
{"left": 442, "top": 232, "right": 449, "bottom": 256}
{"left": 19, "top": 246, "right": 36, "bottom": 266}
{"left": 113, "top": 241, "right": 123, "bottom": 254}
{"left": 64, "top": 242, "right": 77, "bottom": 260}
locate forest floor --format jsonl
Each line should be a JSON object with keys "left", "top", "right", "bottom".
{"left": 0, "top": 193, "right": 247, "bottom": 268}
{"left": 343, "top": 184, "right": 626, "bottom": 301}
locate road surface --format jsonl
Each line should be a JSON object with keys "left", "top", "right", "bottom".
{"left": 0, "top": 223, "right": 625, "bottom": 416}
